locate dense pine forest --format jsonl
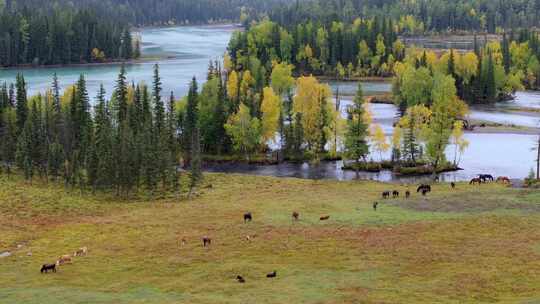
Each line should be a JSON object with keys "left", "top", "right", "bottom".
{"left": 0, "top": 66, "right": 202, "bottom": 196}
{"left": 2, "top": 0, "right": 288, "bottom": 26}
{"left": 0, "top": 5, "right": 137, "bottom": 67}
{"left": 270, "top": 0, "right": 540, "bottom": 33}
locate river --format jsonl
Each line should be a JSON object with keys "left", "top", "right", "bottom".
{"left": 0, "top": 25, "right": 538, "bottom": 182}
{"left": 0, "top": 25, "right": 237, "bottom": 98}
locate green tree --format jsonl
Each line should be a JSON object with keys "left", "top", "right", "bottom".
{"left": 344, "top": 84, "right": 370, "bottom": 173}
{"left": 225, "top": 103, "right": 261, "bottom": 160}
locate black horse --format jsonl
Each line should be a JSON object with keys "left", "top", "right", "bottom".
{"left": 373, "top": 202, "right": 379, "bottom": 211}
{"left": 236, "top": 275, "right": 245, "bottom": 283}
{"left": 479, "top": 174, "right": 494, "bottom": 182}
{"left": 202, "top": 236, "right": 212, "bottom": 247}
{"left": 40, "top": 264, "right": 56, "bottom": 273}
{"left": 244, "top": 212, "right": 252, "bottom": 223}
{"left": 451, "top": 182, "right": 456, "bottom": 189}
{"left": 405, "top": 190, "right": 411, "bottom": 199}
{"left": 382, "top": 191, "right": 390, "bottom": 199}
{"left": 392, "top": 190, "right": 399, "bottom": 198}
{"left": 417, "top": 184, "right": 431, "bottom": 193}
{"left": 266, "top": 271, "right": 277, "bottom": 278}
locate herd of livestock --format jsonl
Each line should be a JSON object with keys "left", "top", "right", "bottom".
{"left": 39, "top": 174, "right": 510, "bottom": 282}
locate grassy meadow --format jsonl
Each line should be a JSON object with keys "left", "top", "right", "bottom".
{"left": 1, "top": 173, "right": 540, "bottom": 303}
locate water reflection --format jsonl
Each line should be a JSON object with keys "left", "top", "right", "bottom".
{"left": 205, "top": 131, "right": 538, "bottom": 183}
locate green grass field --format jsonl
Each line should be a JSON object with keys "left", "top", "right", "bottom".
{"left": 1, "top": 174, "right": 540, "bottom": 303}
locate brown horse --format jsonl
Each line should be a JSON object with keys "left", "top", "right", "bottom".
{"left": 320, "top": 215, "right": 330, "bottom": 221}
{"left": 470, "top": 177, "right": 482, "bottom": 185}
{"left": 202, "top": 236, "right": 212, "bottom": 247}
{"left": 497, "top": 176, "right": 511, "bottom": 184}
{"left": 292, "top": 211, "right": 299, "bottom": 221}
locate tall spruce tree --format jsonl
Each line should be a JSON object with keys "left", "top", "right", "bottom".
{"left": 184, "top": 77, "right": 199, "bottom": 167}
{"left": 15, "top": 74, "right": 28, "bottom": 134}
{"left": 344, "top": 84, "right": 369, "bottom": 174}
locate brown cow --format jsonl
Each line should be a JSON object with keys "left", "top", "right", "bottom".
{"left": 73, "top": 247, "right": 88, "bottom": 257}
{"left": 56, "top": 255, "right": 72, "bottom": 266}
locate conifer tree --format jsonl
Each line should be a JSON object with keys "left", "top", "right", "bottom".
{"left": 15, "top": 74, "right": 28, "bottom": 134}
{"left": 184, "top": 77, "right": 199, "bottom": 167}
{"left": 344, "top": 84, "right": 369, "bottom": 173}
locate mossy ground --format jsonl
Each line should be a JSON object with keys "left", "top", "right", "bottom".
{"left": 1, "top": 173, "right": 539, "bottom": 303}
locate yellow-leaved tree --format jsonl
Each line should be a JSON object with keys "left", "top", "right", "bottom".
{"left": 260, "top": 87, "right": 281, "bottom": 145}
{"left": 293, "top": 76, "right": 333, "bottom": 153}
{"left": 371, "top": 124, "right": 390, "bottom": 161}
{"left": 450, "top": 120, "right": 469, "bottom": 166}
{"left": 227, "top": 70, "right": 239, "bottom": 103}
{"left": 224, "top": 103, "right": 261, "bottom": 160}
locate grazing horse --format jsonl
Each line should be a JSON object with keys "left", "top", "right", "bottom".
{"left": 292, "top": 211, "right": 299, "bottom": 221}
{"left": 266, "top": 271, "right": 277, "bottom": 278}
{"left": 451, "top": 182, "right": 456, "bottom": 189}
{"left": 405, "top": 190, "right": 410, "bottom": 199}
{"left": 470, "top": 177, "right": 482, "bottom": 185}
{"left": 236, "top": 275, "right": 245, "bottom": 283}
{"left": 373, "top": 202, "right": 379, "bottom": 211}
{"left": 56, "top": 255, "right": 72, "bottom": 266}
{"left": 40, "top": 264, "right": 56, "bottom": 273}
{"left": 497, "top": 176, "right": 511, "bottom": 184}
{"left": 73, "top": 247, "right": 88, "bottom": 257}
{"left": 244, "top": 212, "right": 252, "bottom": 223}
{"left": 479, "top": 174, "right": 494, "bottom": 183}
{"left": 320, "top": 215, "right": 330, "bottom": 221}
{"left": 202, "top": 236, "right": 212, "bottom": 247}
{"left": 417, "top": 184, "right": 431, "bottom": 193}
{"left": 382, "top": 191, "right": 390, "bottom": 199}
{"left": 392, "top": 190, "right": 399, "bottom": 198}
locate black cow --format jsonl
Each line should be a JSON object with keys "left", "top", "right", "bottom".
{"left": 40, "top": 264, "right": 56, "bottom": 273}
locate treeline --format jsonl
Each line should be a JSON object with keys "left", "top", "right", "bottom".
{"left": 231, "top": 19, "right": 540, "bottom": 103}
{"left": 269, "top": 0, "right": 540, "bottom": 34}
{"left": 0, "top": 66, "right": 201, "bottom": 197}
{"left": 2, "top": 0, "right": 287, "bottom": 26}
{"left": 0, "top": 5, "right": 137, "bottom": 67}
{"left": 393, "top": 30, "right": 540, "bottom": 106}
{"left": 228, "top": 19, "right": 403, "bottom": 78}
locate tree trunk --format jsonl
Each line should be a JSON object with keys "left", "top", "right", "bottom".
{"left": 537, "top": 136, "right": 540, "bottom": 180}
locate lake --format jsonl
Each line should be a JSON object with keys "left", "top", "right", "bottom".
{"left": 0, "top": 25, "right": 538, "bottom": 182}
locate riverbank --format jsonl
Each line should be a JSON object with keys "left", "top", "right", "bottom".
{"left": 1, "top": 173, "right": 539, "bottom": 303}
{"left": 342, "top": 161, "right": 462, "bottom": 175}
{"left": 0, "top": 56, "right": 166, "bottom": 71}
